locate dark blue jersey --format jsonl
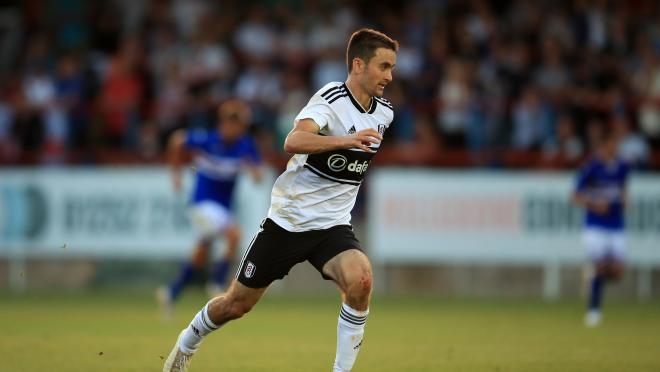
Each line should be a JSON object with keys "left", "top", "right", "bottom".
{"left": 185, "top": 129, "right": 260, "bottom": 209}
{"left": 575, "top": 156, "right": 630, "bottom": 230}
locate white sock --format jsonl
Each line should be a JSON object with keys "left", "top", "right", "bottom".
{"left": 333, "top": 303, "right": 369, "bottom": 372}
{"left": 179, "top": 302, "right": 220, "bottom": 354}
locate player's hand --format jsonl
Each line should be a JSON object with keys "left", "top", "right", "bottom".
{"left": 344, "top": 128, "right": 382, "bottom": 152}
{"left": 590, "top": 199, "right": 610, "bottom": 215}
{"left": 247, "top": 164, "right": 264, "bottom": 183}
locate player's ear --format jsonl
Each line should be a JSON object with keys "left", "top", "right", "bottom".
{"left": 352, "top": 57, "right": 365, "bottom": 74}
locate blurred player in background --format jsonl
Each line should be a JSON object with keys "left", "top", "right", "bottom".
{"left": 572, "top": 129, "right": 630, "bottom": 327}
{"left": 163, "top": 28, "right": 397, "bottom": 371}
{"left": 157, "top": 99, "right": 262, "bottom": 317}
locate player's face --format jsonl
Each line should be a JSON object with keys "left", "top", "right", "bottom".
{"left": 219, "top": 116, "right": 247, "bottom": 143}
{"left": 601, "top": 137, "right": 619, "bottom": 159}
{"left": 362, "top": 48, "right": 396, "bottom": 97}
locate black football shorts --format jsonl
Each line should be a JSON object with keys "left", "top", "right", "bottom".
{"left": 235, "top": 218, "right": 362, "bottom": 288}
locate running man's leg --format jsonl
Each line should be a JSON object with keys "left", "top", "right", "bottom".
{"left": 209, "top": 224, "right": 241, "bottom": 292}
{"left": 584, "top": 229, "right": 606, "bottom": 326}
{"left": 163, "top": 280, "right": 267, "bottom": 371}
{"left": 158, "top": 238, "right": 212, "bottom": 319}
{"left": 180, "top": 280, "right": 268, "bottom": 352}
{"left": 583, "top": 228, "right": 628, "bottom": 326}
{"left": 164, "top": 217, "right": 304, "bottom": 371}
{"left": 188, "top": 201, "right": 235, "bottom": 295}
{"left": 169, "top": 238, "right": 212, "bottom": 300}
{"left": 322, "top": 249, "right": 373, "bottom": 372}
{"left": 602, "top": 258, "right": 624, "bottom": 280}
{"left": 603, "top": 231, "right": 626, "bottom": 281}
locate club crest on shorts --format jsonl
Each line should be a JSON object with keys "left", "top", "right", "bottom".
{"left": 244, "top": 261, "right": 256, "bottom": 278}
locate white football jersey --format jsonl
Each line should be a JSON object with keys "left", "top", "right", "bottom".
{"left": 267, "top": 81, "right": 394, "bottom": 231}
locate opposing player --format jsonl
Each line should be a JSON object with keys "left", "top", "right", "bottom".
{"left": 163, "top": 28, "right": 397, "bottom": 371}
{"left": 157, "top": 99, "right": 262, "bottom": 317}
{"left": 572, "top": 130, "right": 630, "bottom": 327}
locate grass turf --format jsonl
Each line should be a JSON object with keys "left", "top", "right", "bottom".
{"left": 1, "top": 290, "right": 659, "bottom": 371}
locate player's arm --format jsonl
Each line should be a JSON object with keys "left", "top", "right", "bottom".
{"left": 244, "top": 162, "right": 264, "bottom": 183}
{"left": 571, "top": 191, "right": 609, "bottom": 215}
{"left": 240, "top": 137, "right": 264, "bottom": 183}
{"left": 283, "top": 119, "right": 382, "bottom": 154}
{"left": 621, "top": 186, "right": 630, "bottom": 209}
{"left": 167, "top": 129, "right": 188, "bottom": 192}
{"left": 571, "top": 162, "right": 609, "bottom": 214}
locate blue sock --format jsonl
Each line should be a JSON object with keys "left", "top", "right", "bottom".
{"left": 588, "top": 275, "right": 604, "bottom": 311}
{"left": 211, "top": 258, "right": 233, "bottom": 287}
{"left": 169, "top": 262, "right": 197, "bottom": 300}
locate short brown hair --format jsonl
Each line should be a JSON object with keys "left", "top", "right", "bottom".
{"left": 346, "top": 28, "right": 399, "bottom": 73}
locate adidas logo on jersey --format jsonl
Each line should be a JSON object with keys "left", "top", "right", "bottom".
{"left": 348, "top": 125, "right": 356, "bottom": 134}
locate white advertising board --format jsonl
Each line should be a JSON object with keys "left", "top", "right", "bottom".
{"left": 367, "top": 169, "right": 660, "bottom": 265}
{"left": 0, "top": 167, "right": 273, "bottom": 259}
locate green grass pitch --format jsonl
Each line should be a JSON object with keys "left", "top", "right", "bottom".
{"left": 1, "top": 290, "right": 659, "bottom": 371}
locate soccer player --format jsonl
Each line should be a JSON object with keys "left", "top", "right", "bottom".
{"left": 572, "top": 130, "right": 630, "bottom": 327}
{"left": 157, "top": 99, "right": 262, "bottom": 317}
{"left": 163, "top": 28, "right": 397, "bottom": 371}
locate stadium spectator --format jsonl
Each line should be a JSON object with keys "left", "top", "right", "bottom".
{"left": 636, "top": 49, "right": 660, "bottom": 148}
{"left": 511, "top": 86, "right": 554, "bottom": 150}
{"left": 0, "top": 78, "right": 17, "bottom": 161}
{"left": 542, "top": 114, "right": 585, "bottom": 167}
{"left": 55, "top": 53, "right": 87, "bottom": 150}
{"left": 98, "top": 37, "right": 146, "bottom": 149}
{"left": 436, "top": 59, "right": 472, "bottom": 148}
{"left": 614, "top": 116, "right": 651, "bottom": 169}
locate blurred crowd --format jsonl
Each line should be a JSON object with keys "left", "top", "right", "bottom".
{"left": 0, "top": 0, "right": 659, "bottom": 169}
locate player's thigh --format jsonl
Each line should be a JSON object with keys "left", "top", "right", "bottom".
{"left": 608, "top": 231, "right": 626, "bottom": 261}
{"left": 583, "top": 228, "right": 608, "bottom": 262}
{"left": 236, "top": 218, "right": 310, "bottom": 288}
{"left": 307, "top": 225, "right": 367, "bottom": 284}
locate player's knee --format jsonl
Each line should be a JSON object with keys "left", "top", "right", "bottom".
{"left": 608, "top": 264, "right": 624, "bottom": 280}
{"left": 226, "top": 226, "right": 241, "bottom": 241}
{"left": 347, "top": 270, "right": 373, "bottom": 300}
{"left": 225, "top": 226, "right": 241, "bottom": 251}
